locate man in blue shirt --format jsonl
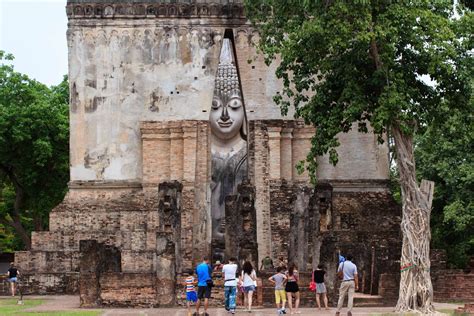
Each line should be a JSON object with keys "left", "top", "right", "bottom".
{"left": 195, "top": 256, "right": 212, "bottom": 316}
{"left": 336, "top": 254, "right": 359, "bottom": 316}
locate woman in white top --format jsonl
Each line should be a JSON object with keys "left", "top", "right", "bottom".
{"left": 239, "top": 261, "right": 257, "bottom": 312}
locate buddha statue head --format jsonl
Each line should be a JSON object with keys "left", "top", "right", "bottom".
{"left": 210, "top": 38, "right": 246, "bottom": 142}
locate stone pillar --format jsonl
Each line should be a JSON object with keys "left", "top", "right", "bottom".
{"left": 157, "top": 181, "right": 182, "bottom": 306}
{"left": 79, "top": 240, "right": 101, "bottom": 307}
{"left": 289, "top": 186, "right": 313, "bottom": 271}
{"left": 193, "top": 122, "right": 211, "bottom": 264}
{"left": 311, "top": 183, "right": 333, "bottom": 270}
{"left": 225, "top": 182, "right": 258, "bottom": 268}
{"left": 78, "top": 240, "right": 121, "bottom": 307}
{"left": 169, "top": 127, "right": 184, "bottom": 181}
{"left": 280, "top": 127, "right": 293, "bottom": 180}
{"left": 267, "top": 126, "right": 282, "bottom": 180}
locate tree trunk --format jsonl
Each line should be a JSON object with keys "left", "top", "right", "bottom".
{"left": 392, "top": 123, "right": 434, "bottom": 313}
{"left": 0, "top": 165, "right": 32, "bottom": 249}
{"left": 9, "top": 217, "right": 31, "bottom": 250}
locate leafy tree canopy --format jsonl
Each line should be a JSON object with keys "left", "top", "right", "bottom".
{"left": 245, "top": 1, "right": 472, "bottom": 310}
{"left": 0, "top": 51, "right": 69, "bottom": 250}
{"left": 416, "top": 105, "right": 473, "bottom": 268}
{"left": 245, "top": 0, "right": 472, "bottom": 180}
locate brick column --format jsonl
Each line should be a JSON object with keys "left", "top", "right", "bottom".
{"left": 169, "top": 126, "right": 184, "bottom": 181}
{"left": 156, "top": 130, "right": 171, "bottom": 183}
{"left": 252, "top": 122, "right": 271, "bottom": 265}
{"left": 292, "top": 127, "right": 315, "bottom": 181}
{"left": 182, "top": 125, "right": 197, "bottom": 183}
{"left": 280, "top": 127, "right": 293, "bottom": 181}
{"left": 141, "top": 128, "right": 170, "bottom": 185}
{"left": 267, "top": 126, "right": 282, "bottom": 180}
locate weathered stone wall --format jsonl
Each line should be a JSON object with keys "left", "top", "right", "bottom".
{"left": 327, "top": 188, "right": 402, "bottom": 296}
{"left": 225, "top": 182, "right": 258, "bottom": 267}
{"left": 316, "top": 124, "right": 390, "bottom": 181}
{"left": 267, "top": 179, "right": 402, "bottom": 299}
{"left": 140, "top": 120, "right": 211, "bottom": 264}
{"left": 67, "top": 3, "right": 291, "bottom": 182}
{"left": 66, "top": 1, "right": 390, "bottom": 187}
{"left": 17, "top": 0, "right": 399, "bottom": 306}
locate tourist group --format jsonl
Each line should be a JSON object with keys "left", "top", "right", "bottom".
{"left": 183, "top": 254, "right": 358, "bottom": 316}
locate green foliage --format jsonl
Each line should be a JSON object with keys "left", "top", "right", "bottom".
{"left": 415, "top": 106, "right": 473, "bottom": 268}
{"left": 0, "top": 51, "right": 69, "bottom": 250}
{"left": 245, "top": 0, "right": 472, "bottom": 183}
{"left": 245, "top": 1, "right": 472, "bottom": 269}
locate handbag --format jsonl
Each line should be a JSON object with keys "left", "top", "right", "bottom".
{"left": 309, "top": 270, "right": 316, "bottom": 292}
{"left": 337, "top": 262, "right": 345, "bottom": 280}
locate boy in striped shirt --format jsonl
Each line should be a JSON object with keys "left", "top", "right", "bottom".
{"left": 182, "top": 269, "right": 197, "bottom": 316}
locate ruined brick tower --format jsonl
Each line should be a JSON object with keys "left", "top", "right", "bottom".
{"left": 16, "top": 0, "right": 401, "bottom": 306}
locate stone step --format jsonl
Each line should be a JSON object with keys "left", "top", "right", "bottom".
{"left": 353, "top": 294, "right": 394, "bottom": 307}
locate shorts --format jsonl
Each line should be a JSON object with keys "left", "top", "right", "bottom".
{"left": 275, "top": 289, "right": 286, "bottom": 304}
{"left": 243, "top": 285, "right": 256, "bottom": 293}
{"left": 186, "top": 291, "right": 197, "bottom": 302}
{"left": 8, "top": 277, "right": 17, "bottom": 283}
{"left": 197, "top": 286, "right": 211, "bottom": 299}
{"left": 285, "top": 281, "right": 299, "bottom": 293}
{"left": 316, "top": 283, "right": 326, "bottom": 294}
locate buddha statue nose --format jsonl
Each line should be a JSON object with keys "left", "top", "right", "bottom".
{"left": 220, "top": 106, "right": 230, "bottom": 122}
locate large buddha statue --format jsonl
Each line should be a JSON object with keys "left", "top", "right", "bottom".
{"left": 210, "top": 38, "right": 248, "bottom": 261}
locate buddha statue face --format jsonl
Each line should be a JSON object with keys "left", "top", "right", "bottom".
{"left": 210, "top": 92, "right": 244, "bottom": 141}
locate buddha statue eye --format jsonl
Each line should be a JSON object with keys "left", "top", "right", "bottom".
{"left": 228, "top": 99, "right": 242, "bottom": 109}
{"left": 211, "top": 99, "right": 221, "bottom": 110}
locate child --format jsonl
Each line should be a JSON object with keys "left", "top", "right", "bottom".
{"left": 182, "top": 269, "right": 197, "bottom": 316}
{"left": 269, "top": 266, "right": 287, "bottom": 314}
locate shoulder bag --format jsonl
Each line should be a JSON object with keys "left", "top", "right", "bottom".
{"left": 309, "top": 270, "right": 316, "bottom": 292}
{"left": 337, "top": 262, "right": 345, "bottom": 280}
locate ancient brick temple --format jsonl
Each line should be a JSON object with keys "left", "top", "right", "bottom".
{"left": 16, "top": 0, "right": 402, "bottom": 307}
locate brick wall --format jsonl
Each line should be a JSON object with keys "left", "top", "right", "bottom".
{"left": 378, "top": 252, "right": 474, "bottom": 302}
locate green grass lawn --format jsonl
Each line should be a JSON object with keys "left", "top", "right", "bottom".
{"left": 0, "top": 299, "right": 102, "bottom": 316}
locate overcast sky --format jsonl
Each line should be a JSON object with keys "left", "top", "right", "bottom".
{"left": 0, "top": 0, "right": 68, "bottom": 87}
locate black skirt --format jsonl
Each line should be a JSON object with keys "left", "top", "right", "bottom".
{"left": 285, "top": 281, "right": 299, "bottom": 293}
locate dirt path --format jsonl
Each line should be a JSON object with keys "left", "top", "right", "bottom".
{"left": 10, "top": 295, "right": 462, "bottom": 316}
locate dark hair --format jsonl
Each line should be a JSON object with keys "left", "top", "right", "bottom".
{"left": 346, "top": 254, "right": 353, "bottom": 261}
{"left": 288, "top": 262, "right": 296, "bottom": 276}
{"left": 229, "top": 257, "right": 237, "bottom": 263}
{"left": 183, "top": 268, "right": 194, "bottom": 276}
{"left": 203, "top": 256, "right": 209, "bottom": 261}
{"left": 276, "top": 266, "right": 283, "bottom": 273}
{"left": 317, "top": 263, "right": 324, "bottom": 269}
{"left": 243, "top": 261, "right": 253, "bottom": 275}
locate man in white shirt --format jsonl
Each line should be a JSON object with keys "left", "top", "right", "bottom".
{"left": 336, "top": 254, "right": 359, "bottom": 316}
{"left": 222, "top": 257, "right": 238, "bottom": 314}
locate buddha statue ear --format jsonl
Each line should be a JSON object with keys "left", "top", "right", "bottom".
{"left": 240, "top": 114, "right": 248, "bottom": 141}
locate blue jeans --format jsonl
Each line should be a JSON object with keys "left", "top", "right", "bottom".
{"left": 224, "top": 286, "right": 237, "bottom": 310}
